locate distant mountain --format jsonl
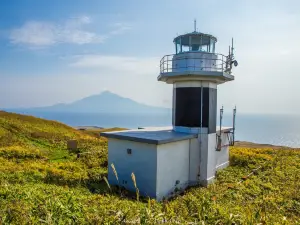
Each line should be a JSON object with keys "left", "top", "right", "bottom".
{"left": 7, "top": 91, "right": 170, "bottom": 114}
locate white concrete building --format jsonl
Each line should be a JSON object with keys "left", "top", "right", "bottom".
{"left": 102, "top": 22, "right": 238, "bottom": 201}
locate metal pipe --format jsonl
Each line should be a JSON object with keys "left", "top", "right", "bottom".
{"left": 199, "top": 81, "right": 203, "bottom": 182}
{"left": 232, "top": 106, "right": 236, "bottom": 145}
{"left": 217, "top": 106, "right": 224, "bottom": 151}
{"left": 220, "top": 105, "right": 223, "bottom": 137}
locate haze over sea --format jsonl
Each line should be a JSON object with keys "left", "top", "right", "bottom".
{"left": 12, "top": 110, "right": 300, "bottom": 148}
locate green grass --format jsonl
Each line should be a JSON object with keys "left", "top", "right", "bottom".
{"left": 0, "top": 111, "right": 299, "bottom": 224}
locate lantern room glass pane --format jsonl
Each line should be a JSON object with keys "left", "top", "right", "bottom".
{"left": 210, "top": 38, "right": 216, "bottom": 53}
{"left": 176, "top": 43, "right": 181, "bottom": 53}
{"left": 200, "top": 44, "right": 209, "bottom": 52}
{"left": 191, "top": 36, "right": 201, "bottom": 51}
{"left": 182, "top": 45, "right": 189, "bottom": 52}
{"left": 175, "top": 38, "right": 182, "bottom": 54}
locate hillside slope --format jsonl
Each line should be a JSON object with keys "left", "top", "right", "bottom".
{"left": 0, "top": 111, "right": 299, "bottom": 224}
{"left": 0, "top": 110, "right": 106, "bottom": 159}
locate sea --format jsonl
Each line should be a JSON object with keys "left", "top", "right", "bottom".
{"left": 10, "top": 111, "right": 300, "bottom": 148}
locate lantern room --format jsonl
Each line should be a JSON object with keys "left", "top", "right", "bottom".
{"left": 174, "top": 31, "right": 217, "bottom": 54}
{"left": 158, "top": 21, "right": 238, "bottom": 84}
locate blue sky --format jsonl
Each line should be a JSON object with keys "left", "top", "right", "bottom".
{"left": 1, "top": 0, "right": 300, "bottom": 114}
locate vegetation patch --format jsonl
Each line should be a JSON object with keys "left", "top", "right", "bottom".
{"left": 0, "top": 111, "right": 299, "bottom": 224}
{"left": 0, "top": 146, "right": 45, "bottom": 160}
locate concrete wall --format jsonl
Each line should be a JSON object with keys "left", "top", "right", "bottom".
{"left": 215, "top": 132, "right": 230, "bottom": 170}
{"left": 188, "top": 137, "right": 201, "bottom": 184}
{"left": 174, "top": 81, "right": 217, "bottom": 89}
{"left": 199, "top": 132, "right": 230, "bottom": 186}
{"left": 156, "top": 140, "right": 190, "bottom": 201}
{"left": 199, "top": 133, "right": 209, "bottom": 184}
{"left": 173, "top": 132, "right": 229, "bottom": 187}
{"left": 107, "top": 138, "right": 157, "bottom": 198}
{"left": 206, "top": 133, "right": 217, "bottom": 184}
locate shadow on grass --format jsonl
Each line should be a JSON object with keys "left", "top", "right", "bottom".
{"left": 43, "top": 173, "right": 148, "bottom": 202}
{"left": 43, "top": 172, "right": 112, "bottom": 195}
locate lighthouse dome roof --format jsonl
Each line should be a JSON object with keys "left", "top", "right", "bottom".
{"left": 173, "top": 31, "right": 217, "bottom": 46}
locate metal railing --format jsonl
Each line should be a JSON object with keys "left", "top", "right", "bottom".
{"left": 160, "top": 52, "right": 230, "bottom": 74}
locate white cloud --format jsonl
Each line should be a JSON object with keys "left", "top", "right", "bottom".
{"left": 109, "top": 22, "right": 132, "bottom": 35}
{"left": 0, "top": 54, "right": 171, "bottom": 108}
{"left": 68, "top": 54, "right": 159, "bottom": 74}
{"left": 9, "top": 16, "right": 131, "bottom": 48}
{"left": 10, "top": 21, "right": 58, "bottom": 46}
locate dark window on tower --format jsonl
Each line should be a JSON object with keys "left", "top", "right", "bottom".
{"left": 175, "top": 87, "right": 211, "bottom": 128}
{"left": 175, "top": 87, "right": 201, "bottom": 127}
{"left": 202, "top": 88, "right": 209, "bottom": 128}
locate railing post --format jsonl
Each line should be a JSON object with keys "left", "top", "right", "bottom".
{"left": 222, "top": 55, "right": 224, "bottom": 72}
{"left": 185, "top": 55, "right": 187, "bottom": 70}
{"left": 194, "top": 56, "right": 195, "bottom": 71}
{"left": 167, "top": 56, "right": 169, "bottom": 72}
{"left": 160, "top": 58, "right": 162, "bottom": 73}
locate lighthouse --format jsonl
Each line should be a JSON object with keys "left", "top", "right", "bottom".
{"left": 102, "top": 22, "right": 237, "bottom": 201}
{"left": 159, "top": 21, "right": 236, "bottom": 134}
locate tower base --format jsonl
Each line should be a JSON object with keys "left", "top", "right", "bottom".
{"left": 102, "top": 126, "right": 232, "bottom": 201}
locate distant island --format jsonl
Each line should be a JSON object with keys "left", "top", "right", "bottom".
{"left": 3, "top": 91, "right": 171, "bottom": 114}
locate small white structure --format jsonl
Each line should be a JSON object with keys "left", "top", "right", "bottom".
{"left": 102, "top": 22, "right": 238, "bottom": 201}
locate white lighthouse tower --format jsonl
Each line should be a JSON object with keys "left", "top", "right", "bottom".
{"left": 102, "top": 22, "right": 238, "bottom": 201}
{"left": 159, "top": 21, "right": 236, "bottom": 135}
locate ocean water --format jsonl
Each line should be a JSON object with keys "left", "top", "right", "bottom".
{"left": 11, "top": 111, "right": 300, "bottom": 148}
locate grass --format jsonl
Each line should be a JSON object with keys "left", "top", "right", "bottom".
{"left": 0, "top": 110, "right": 299, "bottom": 224}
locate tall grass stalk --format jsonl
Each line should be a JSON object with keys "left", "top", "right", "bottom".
{"left": 111, "top": 163, "right": 121, "bottom": 194}
{"left": 103, "top": 177, "right": 111, "bottom": 192}
{"left": 131, "top": 172, "right": 139, "bottom": 201}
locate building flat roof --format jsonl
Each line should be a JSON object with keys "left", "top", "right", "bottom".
{"left": 101, "top": 126, "right": 233, "bottom": 145}
{"left": 101, "top": 127, "right": 196, "bottom": 145}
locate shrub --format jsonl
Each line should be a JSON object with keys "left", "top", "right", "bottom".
{"left": 0, "top": 146, "right": 46, "bottom": 160}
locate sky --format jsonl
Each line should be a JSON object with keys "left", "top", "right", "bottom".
{"left": 0, "top": 0, "right": 300, "bottom": 115}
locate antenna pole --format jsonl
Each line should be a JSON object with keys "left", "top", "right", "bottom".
{"left": 217, "top": 106, "right": 224, "bottom": 151}
{"left": 220, "top": 105, "right": 223, "bottom": 137}
{"left": 194, "top": 19, "right": 196, "bottom": 32}
{"left": 232, "top": 106, "right": 236, "bottom": 145}
{"left": 231, "top": 38, "right": 234, "bottom": 55}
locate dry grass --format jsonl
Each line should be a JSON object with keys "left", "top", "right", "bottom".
{"left": 131, "top": 172, "right": 140, "bottom": 201}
